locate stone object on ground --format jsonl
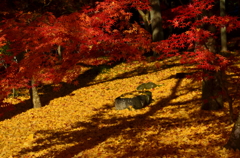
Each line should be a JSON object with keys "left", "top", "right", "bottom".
{"left": 136, "top": 82, "right": 158, "bottom": 90}
{"left": 115, "top": 91, "right": 152, "bottom": 110}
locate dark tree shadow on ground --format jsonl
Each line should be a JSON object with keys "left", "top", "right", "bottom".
{"left": 16, "top": 76, "right": 228, "bottom": 157}
{"left": 0, "top": 61, "right": 119, "bottom": 121}
{"left": 0, "top": 57, "right": 180, "bottom": 121}
{"left": 16, "top": 77, "right": 201, "bottom": 157}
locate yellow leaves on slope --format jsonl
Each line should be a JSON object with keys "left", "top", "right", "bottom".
{"left": 1, "top": 57, "right": 240, "bottom": 157}
{"left": 23, "top": 134, "right": 34, "bottom": 147}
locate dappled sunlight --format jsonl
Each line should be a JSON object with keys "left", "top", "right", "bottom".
{"left": 0, "top": 58, "right": 240, "bottom": 157}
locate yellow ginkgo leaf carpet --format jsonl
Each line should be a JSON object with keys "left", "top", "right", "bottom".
{"left": 0, "top": 57, "right": 240, "bottom": 158}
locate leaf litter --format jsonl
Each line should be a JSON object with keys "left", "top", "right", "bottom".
{"left": 0, "top": 57, "right": 240, "bottom": 157}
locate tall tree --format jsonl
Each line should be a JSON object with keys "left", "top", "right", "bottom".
{"left": 153, "top": 0, "right": 239, "bottom": 111}
{"left": 149, "top": 0, "right": 164, "bottom": 42}
{"left": 201, "top": 7, "right": 224, "bottom": 111}
{"left": 0, "top": 0, "right": 152, "bottom": 110}
{"left": 137, "top": 0, "right": 164, "bottom": 56}
{"left": 219, "top": 0, "right": 234, "bottom": 121}
{"left": 29, "top": 79, "right": 42, "bottom": 108}
{"left": 220, "top": 0, "right": 227, "bottom": 52}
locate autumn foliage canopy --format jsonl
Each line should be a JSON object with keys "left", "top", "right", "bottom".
{"left": 0, "top": 0, "right": 239, "bottom": 102}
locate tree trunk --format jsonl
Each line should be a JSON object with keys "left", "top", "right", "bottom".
{"left": 220, "top": 0, "right": 227, "bottom": 52}
{"left": 57, "top": 45, "right": 62, "bottom": 61}
{"left": 149, "top": 0, "right": 164, "bottom": 42}
{"left": 15, "top": 50, "right": 42, "bottom": 108}
{"left": 137, "top": 10, "right": 151, "bottom": 32}
{"left": 224, "top": 112, "right": 240, "bottom": 150}
{"left": 201, "top": 71, "right": 223, "bottom": 110}
{"left": 201, "top": 24, "right": 224, "bottom": 110}
{"left": 29, "top": 79, "right": 42, "bottom": 108}
{"left": 219, "top": 0, "right": 233, "bottom": 121}
{"left": 199, "top": 3, "right": 225, "bottom": 110}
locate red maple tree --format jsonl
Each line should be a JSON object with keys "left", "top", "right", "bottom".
{"left": 0, "top": 0, "right": 240, "bottom": 118}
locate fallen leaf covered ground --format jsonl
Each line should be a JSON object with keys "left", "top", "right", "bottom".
{"left": 1, "top": 57, "right": 240, "bottom": 158}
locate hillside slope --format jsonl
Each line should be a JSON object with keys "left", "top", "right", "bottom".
{"left": 0, "top": 58, "right": 239, "bottom": 158}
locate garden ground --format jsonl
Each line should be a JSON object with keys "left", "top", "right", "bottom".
{"left": 0, "top": 56, "right": 240, "bottom": 157}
